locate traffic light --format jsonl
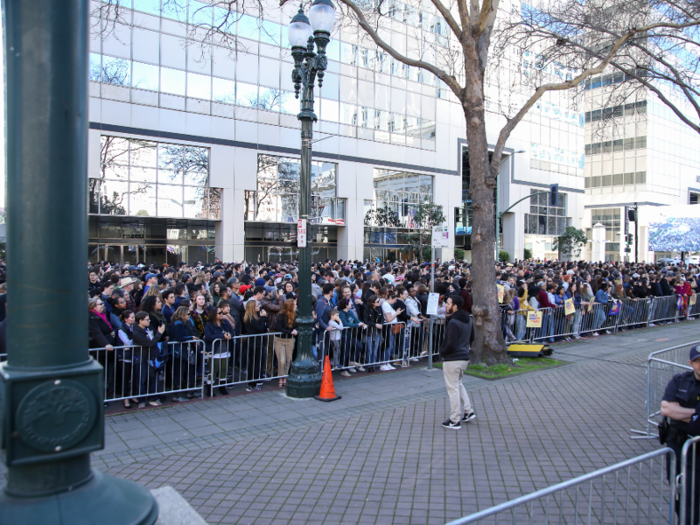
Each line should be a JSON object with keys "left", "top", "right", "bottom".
{"left": 625, "top": 234, "right": 629, "bottom": 243}
{"left": 549, "top": 184, "right": 559, "bottom": 206}
{"left": 628, "top": 208, "right": 637, "bottom": 222}
{"left": 628, "top": 233, "right": 634, "bottom": 244}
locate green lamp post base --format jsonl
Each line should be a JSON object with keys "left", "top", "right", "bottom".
{"left": 286, "top": 317, "right": 322, "bottom": 398}
{"left": 0, "top": 469, "right": 158, "bottom": 525}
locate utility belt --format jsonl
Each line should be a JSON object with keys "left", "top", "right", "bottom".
{"left": 668, "top": 426, "right": 692, "bottom": 446}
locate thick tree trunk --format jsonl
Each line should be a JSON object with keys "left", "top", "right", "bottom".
{"left": 461, "top": 47, "right": 508, "bottom": 366}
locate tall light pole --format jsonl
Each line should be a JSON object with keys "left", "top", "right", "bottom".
{"left": 495, "top": 150, "right": 526, "bottom": 262}
{"left": 0, "top": 0, "right": 157, "bottom": 522}
{"left": 285, "top": 0, "right": 336, "bottom": 398}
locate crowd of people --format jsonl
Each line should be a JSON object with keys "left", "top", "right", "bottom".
{"left": 84, "top": 256, "right": 700, "bottom": 409}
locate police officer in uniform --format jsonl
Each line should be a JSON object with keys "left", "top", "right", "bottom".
{"left": 661, "top": 345, "right": 700, "bottom": 524}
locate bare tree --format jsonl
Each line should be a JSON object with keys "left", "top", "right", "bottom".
{"left": 313, "top": 0, "right": 699, "bottom": 365}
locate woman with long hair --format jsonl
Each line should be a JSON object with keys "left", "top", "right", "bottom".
{"left": 117, "top": 309, "right": 139, "bottom": 408}
{"left": 170, "top": 306, "right": 201, "bottom": 400}
{"left": 274, "top": 299, "right": 298, "bottom": 387}
{"left": 191, "top": 293, "right": 209, "bottom": 338}
{"left": 362, "top": 295, "right": 383, "bottom": 372}
{"left": 243, "top": 300, "right": 268, "bottom": 392}
{"left": 203, "top": 305, "right": 233, "bottom": 396}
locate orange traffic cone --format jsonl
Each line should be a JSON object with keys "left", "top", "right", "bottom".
{"left": 314, "top": 355, "right": 342, "bottom": 402}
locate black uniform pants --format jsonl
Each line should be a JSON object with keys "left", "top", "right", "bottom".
{"left": 668, "top": 439, "right": 700, "bottom": 525}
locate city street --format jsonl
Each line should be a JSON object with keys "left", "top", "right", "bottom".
{"left": 11, "top": 321, "right": 689, "bottom": 524}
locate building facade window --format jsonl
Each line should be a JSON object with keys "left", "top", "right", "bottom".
{"left": 587, "top": 208, "right": 622, "bottom": 261}
{"left": 365, "top": 169, "right": 434, "bottom": 227}
{"left": 523, "top": 189, "right": 570, "bottom": 236}
{"left": 245, "top": 154, "right": 344, "bottom": 224}
{"left": 90, "top": 136, "right": 220, "bottom": 219}
{"left": 363, "top": 169, "right": 434, "bottom": 261}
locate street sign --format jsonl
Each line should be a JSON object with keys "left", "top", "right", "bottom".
{"left": 297, "top": 219, "right": 307, "bottom": 248}
{"left": 426, "top": 293, "right": 440, "bottom": 316}
{"left": 431, "top": 224, "right": 449, "bottom": 248}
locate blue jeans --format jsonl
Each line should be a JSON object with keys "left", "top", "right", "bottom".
{"left": 516, "top": 314, "right": 527, "bottom": 341}
{"left": 367, "top": 332, "right": 381, "bottom": 365}
{"left": 573, "top": 308, "right": 582, "bottom": 337}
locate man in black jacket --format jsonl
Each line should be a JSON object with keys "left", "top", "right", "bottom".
{"left": 439, "top": 295, "right": 476, "bottom": 429}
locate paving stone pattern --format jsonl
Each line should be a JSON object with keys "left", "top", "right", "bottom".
{"left": 5, "top": 322, "right": 700, "bottom": 524}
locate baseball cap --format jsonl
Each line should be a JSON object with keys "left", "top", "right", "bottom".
{"left": 691, "top": 346, "right": 700, "bottom": 362}
{"left": 145, "top": 273, "right": 157, "bottom": 282}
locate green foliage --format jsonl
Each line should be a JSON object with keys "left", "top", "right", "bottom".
{"left": 364, "top": 203, "right": 400, "bottom": 227}
{"left": 399, "top": 200, "right": 446, "bottom": 263}
{"left": 523, "top": 248, "right": 533, "bottom": 260}
{"left": 552, "top": 227, "right": 587, "bottom": 259}
{"left": 499, "top": 250, "right": 510, "bottom": 262}
{"left": 454, "top": 248, "right": 465, "bottom": 260}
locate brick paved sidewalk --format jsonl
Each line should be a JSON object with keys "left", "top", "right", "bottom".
{"left": 3, "top": 321, "right": 700, "bottom": 524}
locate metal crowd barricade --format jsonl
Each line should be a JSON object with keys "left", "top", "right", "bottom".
{"left": 319, "top": 322, "right": 410, "bottom": 371}
{"left": 445, "top": 448, "right": 676, "bottom": 525}
{"left": 651, "top": 295, "right": 681, "bottom": 325}
{"left": 689, "top": 297, "right": 700, "bottom": 320}
{"left": 680, "top": 436, "right": 700, "bottom": 525}
{"left": 632, "top": 341, "right": 698, "bottom": 439}
{"left": 616, "top": 298, "right": 652, "bottom": 331}
{"left": 213, "top": 332, "right": 283, "bottom": 393}
{"left": 90, "top": 339, "right": 207, "bottom": 403}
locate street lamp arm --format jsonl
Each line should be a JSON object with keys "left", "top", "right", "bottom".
{"left": 498, "top": 191, "right": 549, "bottom": 218}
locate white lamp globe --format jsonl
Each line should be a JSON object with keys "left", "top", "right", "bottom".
{"left": 288, "top": 9, "right": 313, "bottom": 47}
{"left": 309, "top": 0, "right": 336, "bottom": 33}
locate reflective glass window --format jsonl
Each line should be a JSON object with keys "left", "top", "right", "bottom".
{"left": 132, "top": 62, "right": 159, "bottom": 91}
{"left": 130, "top": 183, "right": 157, "bottom": 216}
{"left": 212, "top": 77, "right": 236, "bottom": 104}
{"left": 259, "top": 87, "right": 281, "bottom": 111}
{"left": 158, "top": 185, "right": 184, "bottom": 217}
{"left": 133, "top": 0, "right": 160, "bottom": 16}
{"left": 236, "top": 82, "right": 258, "bottom": 106}
{"left": 162, "top": 0, "right": 187, "bottom": 22}
{"left": 130, "top": 140, "right": 158, "bottom": 168}
{"left": 326, "top": 39, "right": 340, "bottom": 62}
{"left": 161, "top": 67, "right": 186, "bottom": 96}
{"left": 100, "top": 180, "right": 130, "bottom": 215}
{"left": 102, "top": 56, "right": 131, "bottom": 86}
{"left": 238, "top": 14, "right": 259, "bottom": 40}
{"left": 213, "top": 6, "right": 237, "bottom": 34}
{"left": 159, "top": 169, "right": 183, "bottom": 185}
{"left": 187, "top": 72, "right": 211, "bottom": 100}
{"left": 260, "top": 20, "right": 281, "bottom": 46}
{"left": 189, "top": 0, "right": 213, "bottom": 25}
{"left": 184, "top": 187, "right": 206, "bottom": 218}
{"left": 185, "top": 172, "right": 208, "bottom": 186}
{"left": 280, "top": 91, "right": 300, "bottom": 114}
{"left": 89, "top": 53, "right": 102, "bottom": 82}
{"left": 97, "top": 136, "right": 213, "bottom": 219}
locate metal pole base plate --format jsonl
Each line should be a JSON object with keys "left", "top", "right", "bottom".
{"left": 0, "top": 469, "right": 158, "bottom": 525}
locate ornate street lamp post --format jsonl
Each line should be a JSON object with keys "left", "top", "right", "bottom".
{"left": 285, "top": 0, "right": 336, "bottom": 398}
